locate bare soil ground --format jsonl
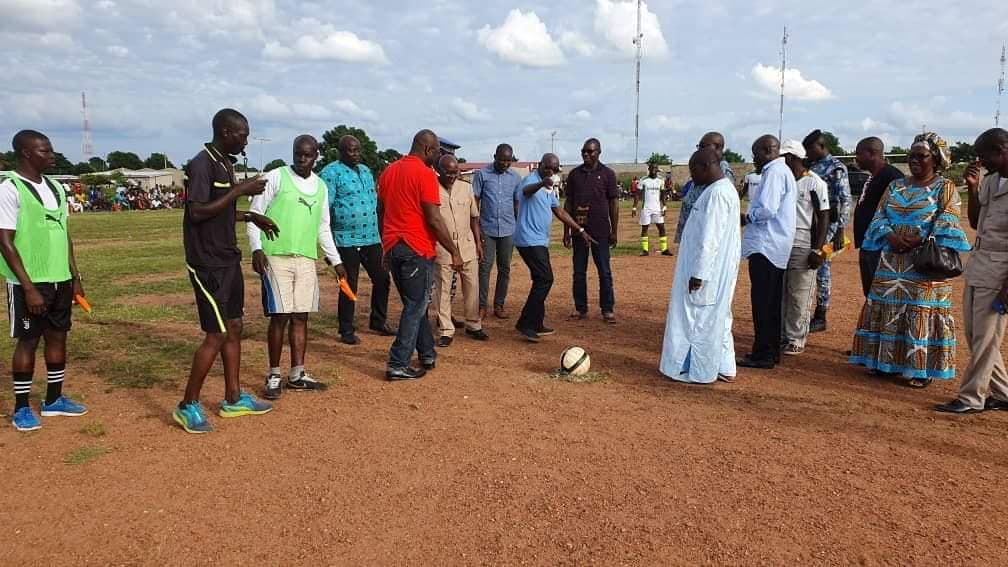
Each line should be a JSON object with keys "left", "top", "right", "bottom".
{"left": 1, "top": 216, "right": 1006, "bottom": 566}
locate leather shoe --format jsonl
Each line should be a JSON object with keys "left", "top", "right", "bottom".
{"left": 465, "top": 328, "right": 490, "bottom": 341}
{"left": 437, "top": 336, "right": 453, "bottom": 347}
{"left": 985, "top": 398, "right": 1008, "bottom": 411}
{"left": 386, "top": 367, "right": 426, "bottom": 381}
{"left": 934, "top": 399, "right": 984, "bottom": 414}
{"left": 370, "top": 324, "right": 397, "bottom": 336}
{"left": 737, "top": 356, "right": 774, "bottom": 369}
{"left": 494, "top": 306, "right": 509, "bottom": 319}
{"left": 422, "top": 359, "right": 436, "bottom": 370}
{"left": 340, "top": 334, "right": 361, "bottom": 345}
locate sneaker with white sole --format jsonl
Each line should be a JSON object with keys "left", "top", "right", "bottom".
{"left": 12, "top": 406, "right": 42, "bottom": 431}
{"left": 40, "top": 396, "right": 88, "bottom": 417}
{"left": 783, "top": 344, "right": 805, "bottom": 356}
{"left": 287, "top": 371, "right": 328, "bottom": 391}
{"left": 264, "top": 372, "right": 283, "bottom": 400}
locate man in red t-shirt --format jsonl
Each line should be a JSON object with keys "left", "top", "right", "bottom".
{"left": 378, "top": 129, "right": 462, "bottom": 380}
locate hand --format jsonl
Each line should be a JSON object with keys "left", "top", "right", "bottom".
{"left": 740, "top": 213, "right": 748, "bottom": 226}
{"left": 807, "top": 251, "right": 824, "bottom": 269}
{"left": 998, "top": 283, "right": 1008, "bottom": 309}
{"left": 579, "top": 229, "right": 597, "bottom": 245}
{"left": 450, "top": 252, "right": 464, "bottom": 272}
{"left": 964, "top": 161, "right": 983, "bottom": 190}
{"left": 72, "top": 276, "right": 85, "bottom": 300}
{"left": 24, "top": 285, "right": 47, "bottom": 316}
{"left": 236, "top": 175, "right": 268, "bottom": 197}
{"left": 609, "top": 231, "right": 617, "bottom": 249}
{"left": 333, "top": 263, "right": 348, "bottom": 280}
{"left": 252, "top": 250, "right": 269, "bottom": 275}
{"left": 476, "top": 242, "right": 485, "bottom": 264}
{"left": 688, "top": 277, "right": 703, "bottom": 292}
{"left": 831, "top": 230, "right": 846, "bottom": 251}
{"left": 563, "top": 233, "right": 572, "bottom": 249}
{"left": 631, "top": 208, "right": 637, "bottom": 217}
{"left": 248, "top": 212, "right": 279, "bottom": 240}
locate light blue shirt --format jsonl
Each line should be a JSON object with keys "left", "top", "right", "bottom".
{"left": 741, "top": 157, "right": 797, "bottom": 269}
{"left": 514, "top": 171, "right": 560, "bottom": 248}
{"left": 472, "top": 164, "right": 522, "bottom": 238}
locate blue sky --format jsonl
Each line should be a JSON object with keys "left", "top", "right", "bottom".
{"left": 2, "top": 0, "right": 1006, "bottom": 168}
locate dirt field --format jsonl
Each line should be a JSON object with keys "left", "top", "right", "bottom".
{"left": 2, "top": 212, "right": 1006, "bottom": 566}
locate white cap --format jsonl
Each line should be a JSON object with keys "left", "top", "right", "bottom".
{"left": 780, "top": 140, "right": 806, "bottom": 159}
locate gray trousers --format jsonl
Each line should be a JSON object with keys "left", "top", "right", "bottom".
{"left": 479, "top": 235, "right": 514, "bottom": 310}
{"left": 782, "top": 247, "right": 817, "bottom": 348}
{"left": 957, "top": 286, "right": 1008, "bottom": 409}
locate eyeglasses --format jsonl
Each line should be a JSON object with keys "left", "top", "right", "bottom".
{"left": 907, "top": 152, "right": 932, "bottom": 162}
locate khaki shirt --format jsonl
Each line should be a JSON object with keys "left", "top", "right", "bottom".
{"left": 965, "top": 173, "right": 1008, "bottom": 289}
{"left": 435, "top": 180, "right": 479, "bottom": 265}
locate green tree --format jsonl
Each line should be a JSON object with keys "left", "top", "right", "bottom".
{"left": 318, "top": 125, "right": 390, "bottom": 173}
{"left": 820, "top": 131, "right": 846, "bottom": 156}
{"left": 144, "top": 152, "right": 175, "bottom": 169}
{"left": 0, "top": 151, "right": 15, "bottom": 170}
{"left": 377, "top": 148, "right": 403, "bottom": 167}
{"left": 52, "top": 152, "right": 74, "bottom": 174}
{"left": 234, "top": 164, "right": 258, "bottom": 173}
{"left": 723, "top": 148, "right": 745, "bottom": 163}
{"left": 888, "top": 146, "right": 909, "bottom": 164}
{"left": 73, "top": 162, "right": 95, "bottom": 175}
{"left": 950, "top": 142, "right": 976, "bottom": 164}
{"left": 263, "top": 159, "right": 286, "bottom": 172}
{"left": 646, "top": 152, "right": 671, "bottom": 165}
{"left": 88, "top": 157, "right": 107, "bottom": 171}
{"left": 106, "top": 151, "right": 144, "bottom": 170}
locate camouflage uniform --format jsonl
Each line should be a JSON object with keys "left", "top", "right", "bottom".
{"left": 810, "top": 154, "right": 851, "bottom": 309}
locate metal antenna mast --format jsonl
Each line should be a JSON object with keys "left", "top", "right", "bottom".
{"left": 778, "top": 26, "right": 788, "bottom": 141}
{"left": 632, "top": 0, "right": 643, "bottom": 163}
{"left": 81, "top": 92, "right": 94, "bottom": 160}
{"left": 997, "top": 43, "right": 1006, "bottom": 127}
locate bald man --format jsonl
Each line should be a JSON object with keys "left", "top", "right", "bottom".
{"left": 660, "top": 149, "right": 741, "bottom": 383}
{"left": 249, "top": 135, "right": 346, "bottom": 400}
{"left": 675, "top": 132, "right": 737, "bottom": 243}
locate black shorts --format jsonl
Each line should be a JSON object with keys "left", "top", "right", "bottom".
{"left": 6, "top": 280, "right": 73, "bottom": 339}
{"left": 187, "top": 263, "right": 244, "bottom": 333}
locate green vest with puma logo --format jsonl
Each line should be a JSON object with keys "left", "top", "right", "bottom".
{"left": 0, "top": 172, "right": 72, "bottom": 283}
{"left": 261, "top": 167, "right": 325, "bottom": 259}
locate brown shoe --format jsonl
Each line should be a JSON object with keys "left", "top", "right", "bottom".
{"left": 493, "top": 306, "right": 509, "bottom": 319}
{"left": 568, "top": 312, "right": 587, "bottom": 321}
{"left": 602, "top": 312, "right": 617, "bottom": 324}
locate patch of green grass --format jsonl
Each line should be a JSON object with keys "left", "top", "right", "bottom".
{"left": 64, "top": 446, "right": 108, "bottom": 465}
{"left": 79, "top": 421, "right": 107, "bottom": 437}
{"left": 547, "top": 368, "right": 609, "bottom": 384}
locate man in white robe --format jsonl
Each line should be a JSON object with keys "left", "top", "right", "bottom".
{"left": 660, "top": 149, "right": 742, "bottom": 383}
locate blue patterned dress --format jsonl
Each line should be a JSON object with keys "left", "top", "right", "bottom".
{"left": 849, "top": 177, "right": 971, "bottom": 379}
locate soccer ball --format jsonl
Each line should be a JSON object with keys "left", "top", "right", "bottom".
{"left": 561, "top": 346, "right": 591, "bottom": 376}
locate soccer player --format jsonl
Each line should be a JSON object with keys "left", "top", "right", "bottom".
{"left": 1, "top": 130, "right": 87, "bottom": 431}
{"left": 174, "top": 109, "right": 280, "bottom": 434}
{"left": 632, "top": 162, "right": 672, "bottom": 257}
{"left": 249, "top": 135, "right": 347, "bottom": 400}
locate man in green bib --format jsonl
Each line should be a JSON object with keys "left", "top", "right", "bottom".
{"left": 0, "top": 130, "right": 87, "bottom": 431}
{"left": 249, "top": 135, "right": 346, "bottom": 400}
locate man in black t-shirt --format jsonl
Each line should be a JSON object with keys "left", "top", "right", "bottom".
{"left": 174, "top": 108, "right": 280, "bottom": 434}
{"left": 853, "top": 137, "right": 904, "bottom": 297}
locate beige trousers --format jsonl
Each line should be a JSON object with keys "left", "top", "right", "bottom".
{"left": 958, "top": 286, "right": 1008, "bottom": 409}
{"left": 432, "top": 260, "right": 481, "bottom": 337}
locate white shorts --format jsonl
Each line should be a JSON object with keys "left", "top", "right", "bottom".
{"left": 639, "top": 208, "right": 665, "bottom": 226}
{"left": 260, "top": 255, "right": 319, "bottom": 315}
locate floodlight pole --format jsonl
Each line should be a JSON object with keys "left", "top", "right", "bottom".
{"left": 997, "top": 43, "right": 1006, "bottom": 127}
{"left": 778, "top": 26, "right": 787, "bottom": 141}
{"left": 633, "top": 0, "right": 643, "bottom": 164}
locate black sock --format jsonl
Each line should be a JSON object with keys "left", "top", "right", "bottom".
{"left": 13, "top": 371, "right": 32, "bottom": 410}
{"left": 45, "top": 363, "right": 65, "bottom": 405}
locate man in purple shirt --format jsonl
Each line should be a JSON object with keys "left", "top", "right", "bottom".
{"left": 563, "top": 138, "right": 620, "bottom": 324}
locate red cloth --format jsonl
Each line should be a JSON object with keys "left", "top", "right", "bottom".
{"left": 378, "top": 155, "right": 441, "bottom": 258}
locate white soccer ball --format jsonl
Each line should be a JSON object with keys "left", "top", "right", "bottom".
{"left": 561, "top": 346, "right": 591, "bottom": 376}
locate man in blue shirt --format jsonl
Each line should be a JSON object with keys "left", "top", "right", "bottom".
{"left": 739, "top": 135, "right": 797, "bottom": 369}
{"left": 473, "top": 143, "right": 523, "bottom": 320}
{"left": 319, "top": 135, "right": 394, "bottom": 345}
{"left": 513, "top": 153, "right": 594, "bottom": 342}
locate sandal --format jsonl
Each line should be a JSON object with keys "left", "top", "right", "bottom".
{"left": 906, "top": 378, "right": 932, "bottom": 389}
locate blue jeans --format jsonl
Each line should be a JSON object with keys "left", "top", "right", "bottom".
{"left": 479, "top": 235, "right": 514, "bottom": 310}
{"left": 387, "top": 242, "right": 435, "bottom": 370}
{"left": 572, "top": 237, "right": 615, "bottom": 314}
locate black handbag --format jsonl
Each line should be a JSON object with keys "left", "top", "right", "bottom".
{"left": 911, "top": 190, "right": 963, "bottom": 279}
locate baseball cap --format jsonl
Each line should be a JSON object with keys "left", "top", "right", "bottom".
{"left": 780, "top": 140, "right": 806, "bottom": 159}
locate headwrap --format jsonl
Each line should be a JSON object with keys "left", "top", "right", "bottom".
{"left": 911, "top": 132, "right": 951, "bottom": 171}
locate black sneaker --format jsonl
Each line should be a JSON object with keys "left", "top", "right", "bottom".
{"left": 340, "top": 334, "right": 361, "bottom": 345}
{"left": 661, "top": 250, "right": 673, "bottom": 257}
{"left": 422, "top": 359, "right": 436, "bottom": 370}
{"left": 437, "top": 336, "right": 453, "bottom": 347}
{"left": 288, "top": 372, "right": 328, "bottom": 391}
{"left": 386, "top": 367, "right": 426, "bottom": 381}
{"left": 517, "top": 327, "right": 541, "bottom": 343}
{"left": 536, "top": 326, "right": 555, "bottom": 336}
{"left": 370, "top": 324, "right": 397, "bottom": 336}
{"left": 465, "top": 328, "right": 490, "bottom": 341}
{"left": 264, "top": 372, "right": 283, "bottom": 400}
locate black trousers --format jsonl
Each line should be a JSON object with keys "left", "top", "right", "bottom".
{"left": 337, "top": 244, "right": 391, "bottom": 336}
{"left": 858, "top": 249, "right": 881, "bottom": 298}
{"left": 516, "top": 246, "right": 554, "bottom": 332}
{"left": 748, "top": 253, "right": 785, "bottom": 363}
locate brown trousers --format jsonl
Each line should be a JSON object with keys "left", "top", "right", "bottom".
{"left": 432, "top": 260, "right": 481, "bottom": 337}
{"left": 957, "top": 286, "right": 1008, "bottom": 409}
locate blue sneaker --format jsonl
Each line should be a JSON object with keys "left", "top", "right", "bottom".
{"left": 173, "top": 401, "right": 213, "bottom": 434}
{"left": 219, "top": 391, "right": 273, "bottom": 418}
{"left": 12, "top": 407, "right": 42, "bottom": 432}
{"left": 40, "top": 396, "right": 88, "bottom": 417}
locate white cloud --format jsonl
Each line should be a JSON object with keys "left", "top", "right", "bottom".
{"left": 574, "top": 109, "right": 592, "bottom": 120}
{"left": 0, "top": 0, "right": 81, "bottom": 30}
{"left": 450, "top": 97, "right": 489, "bottom": 122}
{"left": 39, "top": 32, "right": 73, "bottom": 48}
{"left": 248, "top": 94, "right": 377, "bottom": 122}
{"left": 477, "top": 9, "right": 565, "bottom": 68}
{"left": 649, "top": 114, "right": 689, "bottom": 131}
{"left": 751, "top": 64, "right": 833, "bottom": 101}
{"left": 264, "top": 20, "right": 387, "bottom": 64}
{"left": 593, "top": 0, "right": 668, "bottom": 59}
{"left": 887, "top": 101, "right": 988, "bottom": 134}
{"left": 107, "top": 45, "right": 129, "bottom": 57}
{"left": 332, "top": 99, "right": 378, "bottom": 121}
{"left": 559, "top": 30, "right": 595, "bottom": 57}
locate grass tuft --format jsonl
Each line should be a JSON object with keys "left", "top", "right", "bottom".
{"left": 547, "top": 368, "right": 609, "bottom": 384}
{"left": 64, "top": 446, "right": 108, "bottom": 465}
{"left": 79, "top": 422, "right": 107, "bottom": 437}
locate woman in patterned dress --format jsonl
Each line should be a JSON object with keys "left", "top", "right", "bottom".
{"left": 849, "top": 133, "right": 971, "bottom": 388}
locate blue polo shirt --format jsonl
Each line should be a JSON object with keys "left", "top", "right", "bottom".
{"left": 472, "top": 164, "right": 522, "bottom": 238}
{"left": 514, "top": 171, "right": 560, "bottom": 248}
{"left": 320, "top": 161, "right": 380, "bottom": 247}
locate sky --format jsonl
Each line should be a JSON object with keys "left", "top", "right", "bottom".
{"left": 2, "top": 0, "right": 1007, "bottom": 168}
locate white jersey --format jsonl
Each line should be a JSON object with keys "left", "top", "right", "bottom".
{"left": 640, "top": 177, "right": 663, "bottom": 210}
